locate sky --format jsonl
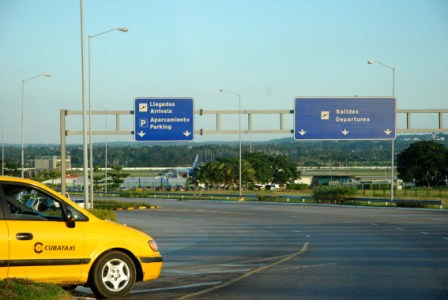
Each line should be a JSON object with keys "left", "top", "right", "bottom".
{"left": 1, "top": 0, "right": 447, "bottom": 145}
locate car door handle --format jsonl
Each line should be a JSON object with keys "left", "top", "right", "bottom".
{"left": 16, "top": 233, "right": 33, "bottom": 240}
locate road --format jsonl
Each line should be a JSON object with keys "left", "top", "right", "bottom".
{"left": 74, "top": 199, "right": 448, "bottom": 299}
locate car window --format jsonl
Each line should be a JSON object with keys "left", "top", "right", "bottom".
{"left": 2, "top": 183, "right": 87, "bottom": 221}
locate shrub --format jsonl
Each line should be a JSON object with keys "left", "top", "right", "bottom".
{"left": 89, "top": 208, "right": 117, "bottom": 221}
{"left": 287, "top": 183, "right": 309, "bottom": 190}
{"left": 394, "top": 201, "right": 427, "bottom": 208}
{"left": 312, "top": 186, "right": 357, "bottom": 204}
{"left": 86, "top": 200, "right": 152, "bottom": 221}
{"left": 120, "top": 190, "right": 147, "bottom": 198}
{"left": 257, "top": 195, "right": 268, "bottom": 201}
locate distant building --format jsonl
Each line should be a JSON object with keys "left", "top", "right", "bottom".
{"left": 311, "top": 175, "right": 356, "bottom": 187}
{"left": 35, "top": 156, "right": 71, "bottom": 171}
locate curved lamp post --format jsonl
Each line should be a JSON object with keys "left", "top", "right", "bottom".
{"left": 88, "top": 27, "right": 128, "bottom": 207}
{"left": 21, "top": 73, "right": 51, "bottom": 177}
{"left": 367, "top": 60, "right": 395, "bottom": 96}
{"left": 219, "top": 89, "right": 243, "bottom": 200}
{"left": 367, "top": 59, "right": 396, "bottom": 201}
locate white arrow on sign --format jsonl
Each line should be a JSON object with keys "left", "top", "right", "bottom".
{"left": 384, "top": 129, "right": 392, "bottom": 135}
{"left": 298, "top": 129, "right": 307, "bottom": 136}
{"left": 341, "top": 129, "right": 350, "bottom": 136}
{"left": 137, "top": 131, "right": 146, "bottom": 138}
{"left": 183, "top": 130, "right": 191, "bottom": 137}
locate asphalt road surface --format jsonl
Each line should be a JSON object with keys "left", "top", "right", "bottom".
{"left": 74, "top": 199, "right": 448, "bottom": 299}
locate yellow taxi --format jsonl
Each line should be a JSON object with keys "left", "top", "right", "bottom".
{"left": 0, "top": 176, "right": 162, "bottom": 298}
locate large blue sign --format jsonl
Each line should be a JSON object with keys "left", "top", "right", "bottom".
{"left": 294, "top": 97, "right": 396, "bottom": 140}
{"left": 134, "top": 98, "right": 194, "bottom": 141}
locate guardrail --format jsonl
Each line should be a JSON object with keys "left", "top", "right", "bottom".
{"left": 72, "top": 191, "right": 444, "bottom": 209}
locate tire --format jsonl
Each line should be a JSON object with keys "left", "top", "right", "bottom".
{"left": 89, "top": 251, "right": 136, "bottom": 299}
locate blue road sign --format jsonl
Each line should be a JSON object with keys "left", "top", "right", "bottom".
{"left": 294, "top": 97, "right": 396, "bottom": 140}
{"left": 134, "top": 98, "right": 194, "bottom": 141}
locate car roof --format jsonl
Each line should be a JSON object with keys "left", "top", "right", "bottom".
{"left": 0, "top": 176, "right": 36, "bottom": 184}
{"left": 0, "top": 176, "right": 57, "bottom": 192}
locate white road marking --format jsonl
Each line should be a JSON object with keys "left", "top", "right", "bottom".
{"left": 132, "top": 281, "right": 223, "bottom": 293}
{"left": 165, "top": 269, "right": 251, "bottom": 275}
{"left": 179, "top": 243, "right": 310, "bottom": 299}
{"left": 275, "top": 262, "right": 337, "bottom": 271}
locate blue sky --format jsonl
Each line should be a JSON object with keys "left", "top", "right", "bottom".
{"left": 1, "top": 0, "right": 447, "bottom": 144}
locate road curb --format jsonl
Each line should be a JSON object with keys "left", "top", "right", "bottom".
{"left": 114, "top": 205, "right": 160, "bottom": 211}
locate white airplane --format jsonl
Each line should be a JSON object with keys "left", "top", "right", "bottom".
{"left": 160, "top": 155, "right": 199, "bottom": 179}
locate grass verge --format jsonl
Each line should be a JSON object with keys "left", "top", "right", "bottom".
{"left": 0, "top": 278, "right": 72, "bottom": 300}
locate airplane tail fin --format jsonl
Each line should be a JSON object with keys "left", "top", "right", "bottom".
{"left": 192, "top": 154, "right": 199, "bottom": 169}
{"left": 188, "top": 155, "right": 199, "bottom": 176}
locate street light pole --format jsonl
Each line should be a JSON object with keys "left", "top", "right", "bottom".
{"left": 88, "top": 27, "right": 128, "bottom": 207}
{"left": 80, "top": 0, "right": 89, "bottom": 207}
{"left": 219, "top": 89, "right": 243, "bottom": 200}
{"left": 92, "top": 104, "right": 109, "bottom": 194}
{"left": 1, "top": 116, "right": 4, "bottom": 176}
{"left": 21, "top": 73, "right": 51, "bottom": 178}
{"left": 368, "top": 59, "right": 396, "bottom": 201}
{"left": 105, "top": 113, "right": 108, "bottom": 194}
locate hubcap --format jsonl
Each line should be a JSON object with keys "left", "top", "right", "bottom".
{"left": 101, "top": 258, "right": 130, "bottom": 291}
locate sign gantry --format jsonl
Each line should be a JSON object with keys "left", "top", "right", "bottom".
{"left": 60, "top": 103, "right": 446, "bottom": 195}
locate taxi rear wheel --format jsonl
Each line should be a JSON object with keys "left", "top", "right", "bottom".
{"left": 89, "top": 250, "right": 136, "bottom": 299}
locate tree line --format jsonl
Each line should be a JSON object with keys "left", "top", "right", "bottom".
{"left": 2, "top": 134, "right": 446, "bottom": 170}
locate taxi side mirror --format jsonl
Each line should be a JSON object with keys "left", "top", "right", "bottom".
{"left": 65, "top": 209, "right": 76, "bottom": 228}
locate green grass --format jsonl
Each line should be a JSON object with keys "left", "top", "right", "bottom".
{"left": 0, "top": 279, "right": 72, "bottom": 300}
{"left": 104, "top": 187, "right": 448, "bottom": 202}
{"left": 102, "top": 189, "right": 445, "bottom": 209}
{"left": 87, "top": 200, "right": 156, "bottom": 221}
{"left": 92, "top": 199, "right": 149, "bottom": 209}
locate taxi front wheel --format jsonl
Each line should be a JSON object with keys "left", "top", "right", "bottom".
{"left": 89, "top": 250, "right": 136, "bottom": 299}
